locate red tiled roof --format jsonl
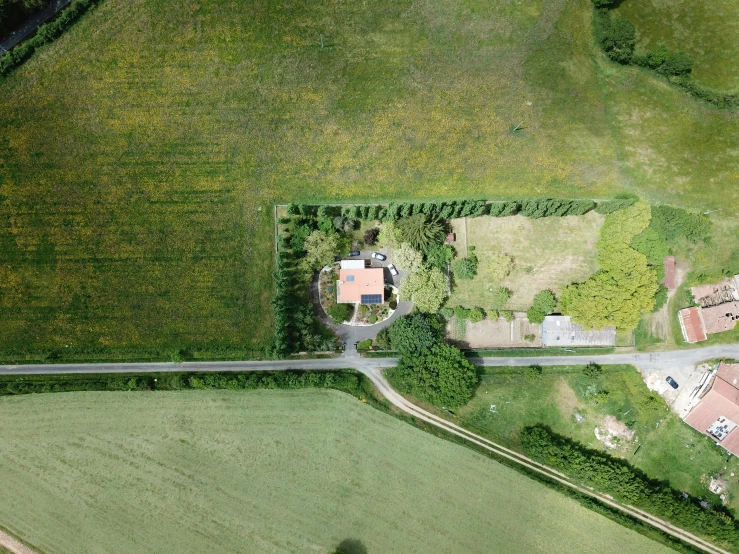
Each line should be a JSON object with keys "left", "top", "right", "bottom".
{"left": 679, "top": 307, "right": 707, "bottom": 343}
{"left": 685, "top": 367, "right": 739, "bottom": 456}
{"left": 662, "top": 256, "right": 675, "bottom": 290}
{"left": 337, "top": 268, "right": 384, "bottom": 304}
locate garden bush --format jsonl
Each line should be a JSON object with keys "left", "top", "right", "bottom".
{"left": 468, "top": 307, "right": 485, "bottom": 323}
{"left": 527, "top": 290, "right": 557, "bottom": 324}
{"left": 452, "top": 255, "right": 478, "bottom": 280}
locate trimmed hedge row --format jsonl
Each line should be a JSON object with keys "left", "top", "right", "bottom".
{"left": 0, "top": 0, "right": 100, "bottom": 78}
{"left": 521, "top": 424, "right": 739, "bottom": 550}
{"left": 0, "top": 369, "right": 362, "bottom": 396}
{"left": 289, "top": 198, "right": 610, "bottom": 223}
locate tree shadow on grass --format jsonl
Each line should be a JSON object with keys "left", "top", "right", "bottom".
{"left": 333, "top": 538, "right": 368, "bottom": 554}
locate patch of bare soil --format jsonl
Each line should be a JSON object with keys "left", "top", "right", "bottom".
{"left": 462, "top": 315, "right": 541, "bottom": 348}
{"left": 647, "top": 258, "right": 690, "bottom": 341}
{"left": 594, "top": 415, "right": 635, "bottom": 450}
{"left": 555, "top": 378, "right": 584, "bottom": 420}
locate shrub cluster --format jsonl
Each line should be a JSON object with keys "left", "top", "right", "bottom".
{"left": 521, "top": 425, "right": 739, "bottom": 549}
{"left": 527, "top": 290, "right": 557, "bottom": 324}
{"left": 0, "top": 0, "right": 101, "bottom": 77}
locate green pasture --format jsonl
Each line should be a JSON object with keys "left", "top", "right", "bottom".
{"left": 0, "top": 0, "right": 737, "bottom": 358}
{"left": 457, "top": 365, "right": 739, "bottom": 510}
{"left": 614, "top": 0, "right": 739, "bottom": 91}
{"left": 0, "top": 389, "right": 675, "bottom": 554}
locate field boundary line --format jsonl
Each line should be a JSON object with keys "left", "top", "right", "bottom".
{"left": 0, "top": 527, "right": 38, "bottom": 554}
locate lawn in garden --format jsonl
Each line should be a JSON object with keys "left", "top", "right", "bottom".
{"left": 447, "top": 212, "right": 604, "bottom": 311}
{"left": 0, "top": 388, "right": 675, "bottom": 554}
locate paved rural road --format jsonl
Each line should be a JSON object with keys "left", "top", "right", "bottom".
{"left": 1, "top": 344, "right": 738, "bottom": 554}
{"left": 1, "top": 344, "right": 737, "bottom": 375}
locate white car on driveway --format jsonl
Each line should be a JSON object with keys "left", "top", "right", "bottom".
{"left": 372, "top": 252, "right": 387, "bottom": 261}
{"left": 388, "top": 263, "right": 399, "bottom": 276}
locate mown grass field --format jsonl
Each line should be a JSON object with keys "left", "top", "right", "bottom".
{"left": 614, "top": 0, "right": 739, "bottom": 91}
{"left": 0, "top": 389, "right": 675, "bottom": 554}
{"left": 457, "top": 365, "right": 739, "bottom": 511}
{"left": 447, "top": 213, "right": 603, "bottom": 310}
{"left": 0, "top": 0, "right": 737, "bottom": 358}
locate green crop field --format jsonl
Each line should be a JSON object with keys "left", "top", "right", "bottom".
{"left": 614, "top": 0, "right": 739, "bottom": 91}
{"left": 0, "top": 389, "right": 675, "bottom": 553}
{"left": 457, "top": 365, "right": 739, "bottom": 511}
{"left": 0, "top": 0, "right": 738, "bottom": 358}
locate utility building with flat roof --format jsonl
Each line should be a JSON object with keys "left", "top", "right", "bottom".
{"left": 540, "top": 316, "right": 616, "bottom": 347}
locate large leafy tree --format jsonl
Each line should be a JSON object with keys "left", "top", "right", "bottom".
{"left": 302, "top": 231, "right": 341, "bottom": 271}
{"left": 401, "top": 265, "right": 447, "bottom": 313}
{"left": 560, "top": 201, "right": 658, "bottom": 330}
{"left": 377, "top": 221, "right": 404, "bottom": 249}
{"left": 485, "top": 252, "right": 514, "bottom": 282}
{"left": 425, "top": 243, "right": 455, "bottom": 269}
{"left": 393, "top": 243, "right": 423, "bottom": 273}
{"left": 397, "top": 214, "right": 444, "bottom": 251}
{"left": 387, "top": 313, "right": 444, "bottom": 357}
{"left": 452, "top": 255, "right": 478, "bottom": 280}
{"left": 391, "top": 343, "right": 478, "bottom": 408}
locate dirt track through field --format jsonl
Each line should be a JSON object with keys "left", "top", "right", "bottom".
{"left": 0, "top": 529, "right": 36, "bottom": 554}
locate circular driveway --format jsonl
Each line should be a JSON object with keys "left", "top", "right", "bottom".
{"left": 310, "top": 249, "right": 412, "bottom": 351}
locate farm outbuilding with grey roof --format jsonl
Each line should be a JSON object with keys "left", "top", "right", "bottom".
{"left": 540, "top": 316, "right": 616, "bottom": 347}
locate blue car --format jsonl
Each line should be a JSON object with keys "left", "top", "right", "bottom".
{"left": 666, "top": 376, "right": 679, "bottom": 389}
{"left": 348, "top": 251, "right": 361, "bottom": 257}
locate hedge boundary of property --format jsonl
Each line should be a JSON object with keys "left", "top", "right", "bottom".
{"left": 0, "top": 0, "right": 102, "bottom": 79}
{"left": 0, "top": 369, "right": 365, "bottom": 397}
{"left": 521, "top": 424, "right": 739, "bottom": 551}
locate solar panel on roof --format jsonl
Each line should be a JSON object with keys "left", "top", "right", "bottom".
{"left": 361, "top": 294, "right": 383, "bottom": 305}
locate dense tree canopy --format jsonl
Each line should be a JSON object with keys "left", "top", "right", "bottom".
{"left": 401, "top": 266, "right": 447, "bottom": 313}
{"left": 397, "top": 214, "right": 445, "bottom": 251}
{"left": 560, "top": 201, "right": 658, "bottom": 330}
{"left": 387, "top": 313, "right": 444, "bottom": 357}
{"left": 485, "top": 252, "right": 514, "bottom": 282}
{"left": 425, "top": 243, "right": 455, "bottom": 270}
{"left": 393, "top": 243, "right": 424, "bottom": 273}
{"left": 391, "top": 343, "right": 478, "bottom": 408}
{"left": 452, "top": 255, "right": 478, "bottom": 280}
{"left": 377, "top": 221, "right": 403, "bottom": 249}
{"left": 302, "top": 231, "right": 342, "bottom": 271}
{"left": 327, "top": 302, "right": 353, "bottom": 324}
